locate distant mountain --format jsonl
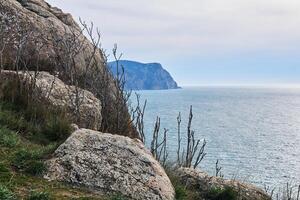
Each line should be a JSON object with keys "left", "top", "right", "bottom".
{"left": 108, "top": 60, "right": 180, "bottom": 90}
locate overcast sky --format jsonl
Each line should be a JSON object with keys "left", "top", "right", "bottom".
{"left": 47, "top": 0, "right": 300, "bottom": 86}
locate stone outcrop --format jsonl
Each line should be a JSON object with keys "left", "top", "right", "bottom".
{"left": 44, "top": 128, "right": 175, "bottom": 200}
{"left": 0, "top": 0, "right": 105, "bottom": 79}
{"left": 0, "top": 70, "right": 102, "bottom": 130}
{"left": 175, "top": 168, "right": 271, "bottom": 200}
{"left": 0, "top": 0, "right": 139, "bottom": 139}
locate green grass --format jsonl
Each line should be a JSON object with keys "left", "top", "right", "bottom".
{"left": 0, "top": 85, "right": 109, "bottom": 199}
{"left": 0, "top": 80, "right": 71, "bottom": 145}
{"left": 11, "top": 147, "right": 51, "bottom": 176}
{"left": 26, "top": 191, "right": 50, "bottom": 200}
{"left": 165, "top": 168, "right": 202, "bottom": 200}
{"left": 0, "top": 117, "right": 109, "bottom": 199}
{"left": 0, "top": 185, "right": 16, "bottom": 200}
{"left": 110, "top": 194, "right": 128, "bottom": 200}
{"left": 166, "top": 166, "right": 239, "bottom": 200}
{"left": 0, "top": 101, "right": 71, "bottom": 145}
{"left": 0, "top": 127, "right": 20, "bottom": 147}
{"left": 206, "top": 187, "right": 238, "bottom": 200}
{"left": 174, "top": 184, "right": 188, "bottom": 200}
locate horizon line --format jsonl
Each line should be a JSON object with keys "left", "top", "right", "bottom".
{"left": 179, "top": 84, "right": 300, "bottom": 89}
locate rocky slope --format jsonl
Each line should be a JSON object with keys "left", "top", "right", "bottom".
{"left": 0, "top": 0, "right": 105, "bottom": 75}
{"left": 0, "top": 0, "right": 138, "bottom": 139}
{"left": 109, "top": 60, "right": 180, "bottom": 90}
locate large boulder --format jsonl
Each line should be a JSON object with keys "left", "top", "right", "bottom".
{"left": 0, "top": 0, "right": 106, "bottom": 80}
{"left": 175, "top": 168, "right": 271, "bottom": 200}
{"left": 44, "top": 128, "right": 175, "bottom": 200}
{"left": 0, "top": 70, "right": 102, "bottom": 130}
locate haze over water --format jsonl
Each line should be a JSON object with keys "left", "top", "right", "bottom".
{"left": 137, "top": 87, "right": 300, "bottom": 188}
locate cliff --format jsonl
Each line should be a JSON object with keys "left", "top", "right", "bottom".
{"left": 0, "top": 0, "right": 105, "bottom": 74}
{"left": 109, "top": 60, "right": 180, "bottom": 90}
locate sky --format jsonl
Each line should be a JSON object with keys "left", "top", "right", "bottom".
{"left": 46, "top": 0, "right": 300, "bottom": 86}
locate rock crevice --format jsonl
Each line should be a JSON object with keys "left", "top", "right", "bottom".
{"left": 16, "top": 0, "right": 78, "bottom": 27}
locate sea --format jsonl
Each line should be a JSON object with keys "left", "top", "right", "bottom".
{"left": 133, "top": 87, "right": 300, "bottom": 189}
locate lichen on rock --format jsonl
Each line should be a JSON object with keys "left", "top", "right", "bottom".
{"left": 175, "top": 167, "right": 271, "bottom": 200}
{"left": 45, "top": 128, "right": 175, "bottom": 200}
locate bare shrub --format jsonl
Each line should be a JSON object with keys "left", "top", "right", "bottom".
{"left": 149, "top": 106, "right": 206, "bottom": 169}
{"left": 150, "top": 117, "right": 168, "bottom": 168}
{"left": 215, "top": 159, "right": 223, "bottom": 177}
{"left": 1, "top": 9, "right": 145, "bottom": 139}
{"left": 0, "top": 8, "right": 50, "bottom": 73}
{"left": 130, "top": 93, "right": 147, "bottom": 143}
{"left": 176, "top": 106, "right": 207, "bottom": 169}
{"left": 107, "top": 45, "right": 137, "bottom": 136}
{"left": 267, "top": 183, "right": 300, "bottom": 200}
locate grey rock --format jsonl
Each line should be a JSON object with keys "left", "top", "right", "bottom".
{"left": 0, "top": 70, "right": 102, "bottom": 130}
{"left": 0, "top": 0, "right": 106, "bottom": 81}
{"left": 175, "top": 167, "right": 271, "bottom": 200}
{"left": 45, "top": 129, "right": 175, "bottom": 200}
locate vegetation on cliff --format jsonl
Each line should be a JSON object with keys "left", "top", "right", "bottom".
{"left": 0, "top": 0, "right": 139, "bottom": 139}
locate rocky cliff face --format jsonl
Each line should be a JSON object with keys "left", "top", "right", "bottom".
{"left": 109, "top": 60, "right": 180, "bottom": 90}
{"left": 0, "top": 0, "right": 106, "bottom": 84}
{"left": 0, "top": 0, "right": 137, "bottom": 139}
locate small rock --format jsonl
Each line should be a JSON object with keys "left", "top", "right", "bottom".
{"left": 70, "top": 124, "right": 79, "bottom": 132}
{"left": 175, "top": 167, "right": 271, "bottom": 200}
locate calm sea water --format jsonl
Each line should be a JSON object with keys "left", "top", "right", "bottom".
{"left": 134, "top": 87, "right": 300, "bottom": 188}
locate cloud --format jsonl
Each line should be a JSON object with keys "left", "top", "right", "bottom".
{"left": 46, "top": 0, "right": 300, "bottom": 85}
{"left": 47, "top": 0, "right": 300, "bottom": 52}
